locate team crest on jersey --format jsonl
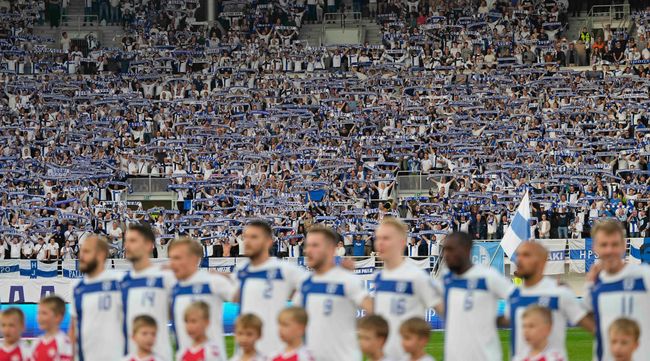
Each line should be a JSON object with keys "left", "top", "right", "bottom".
{"left": 193, "top": 284, "right": 203, "bottom": 294}
{"left": 623, "top": 278, "right": 635, "bottom": 291}
{"left": 467, "top": 279, "right": 478, "bottom": 290}
{"left": 538, "top": 296, "right": 550, "bottom": 307}
{"left": 102, "top": 281, "right": 112, "bottom": 291}
{"left": 396, "top": 281, "right": 407, "bottom": 293}
{"left": 48, "top": 347, "right": 56, "bottom": 357}
{"left": 146, "top": 277, "right": 156, "bottom": 287}
{"left": 267, "top": 269, "right": 277, "bottom": 280}
{"left": 326, "top": 283, "right": 338, "bottom": 294}
{"left": 11, "top": 355, "right": 20, "bottom": 361}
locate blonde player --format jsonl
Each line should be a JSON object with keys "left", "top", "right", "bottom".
{"left": 122, "top": 315, "right": 164, "bottom": 361}
{"left": 232, "top": 220, "right": 307, "bottom": 356}
{"left": 169, "top": 237, "right": 236, "bottom": 355}
{"left": 32, "top": 296, "right": 73, "bottom": 361}
{"left": 69, "top": 234, "right": 125, "bottom": 361}
{"left": 512, "top": 306, "right": 565, "bottom": 361}
{"left": 608, "top": 318, "right": 640, "bottom": 361}
{"left": 176, "top": 302, "right": 225, "bottom": 361}
{"left": 373, "top": 217, "right": 442, "bottom": 360}
{"left": 293, "top": 224, "right": 373, "bottom": 361}
{"left": 583, "top": 219, "right": 650, "bottom": 361}
{"left": 0, "top": 308, "right": 31, "bottom": 361}
{"left": 121, "top": 224, "right": 176, "bottom": 361}
{"left": 271, "top": 307, "right": 314, "bottom": 361}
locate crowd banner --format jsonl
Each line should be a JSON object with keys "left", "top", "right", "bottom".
{"left": 542, "top": 239, "right": 567, "bottom": 275}
{"left": 569, "top": 238, "right": 586, "bottom": 273}
{"left": 630, "top": 238, "right": 650, "bottom": 264}
{"left": 0, "top": 260, "right": 58, "bottom": 279}
{"left": 0, "top": 279, "right": 72, "bottom": 303}
{"left": 471, "top": 241, "right": 505, "bottom": 274}
{"left": 208, "top": 257, "right": 239, "bottom": 272}
{"left": 406, "top": 256, "right": 440, "bottom": 273}
{"left": 584, "top": 237, "right": 599, "bottom": 272}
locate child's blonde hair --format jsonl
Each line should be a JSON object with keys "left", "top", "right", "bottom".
{"left": 278, "top": 307, "right": 308, "bottom": 326}
{"left": 522, "top": 305, "right": 553, "bottom": 326}
{"left": 184, "top": 301, "right": 210, "bottom": 321}
{"left": 236, "top": 313, "right": 263, "bottom": 336}
{"left": 133, "top": 315, "right": 158, "bottom": 334}
{"left": 1, "top": 307, "right": 25, "bottom": 325}
{"left": 39, "top": 295, "right": 66, "bottom": 317}
{"left": 399, "top": 317, "right": 430, "bottom": 339}
{"left": 609, "top": 318, "right": 640, "bottom": 341}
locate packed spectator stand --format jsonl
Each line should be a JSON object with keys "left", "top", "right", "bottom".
{"left": 0, "top": 0, "right": 650, "bottom": 262}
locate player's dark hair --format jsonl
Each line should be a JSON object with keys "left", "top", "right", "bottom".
{"left": 358, "top": 315, "right": 389, "bottom": 340}
{"left": 128, "top": 223, "right": 156, "bottom": 244}
{"left": 445, "top": 231, "right": 473, "bottom": 250}
{"left": 245, "top": 219, "right": 273, "bottom": 238}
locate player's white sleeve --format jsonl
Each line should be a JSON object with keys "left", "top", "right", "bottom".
{"left": 282, "top": 261, "right": 309, "bottom": 292}
{"left": 344, "top": 273, "right": 368, "bottom": 307}
{"left": 68, "top": 279, "right": 80, "bottom": 318}
{"left": 581, "top": 281, "right": 594, "bottom": 312}
{"left": 415, "top": 274, "right": 442, "bottom": 309}
{"left": 211, "top": 273, "right": 237, "bottom": 301}
{"left": 56, "top": 332, "right": 74, "bottom": 360}
{"left": 487, "top": 268, "right": 515, "bottom": 299}
{"left": 559, "top": 286, "right": 588, "bottom": 325}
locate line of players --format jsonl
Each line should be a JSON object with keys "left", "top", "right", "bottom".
{"left": 1, "top": 217, "right": 649, "bottom": 361}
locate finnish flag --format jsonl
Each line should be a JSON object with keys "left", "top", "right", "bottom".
{"left": 500, "top": 190, "right": 531, "bottom": 258}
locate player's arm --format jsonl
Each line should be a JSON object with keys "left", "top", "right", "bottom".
{"left": 577, "top": 313, "right": 595, "bottom": 334}
{"left": 360, "top": 296, "right": 373, "bottom": 314}
{"left": 68, "top": 317, "right": 76, "bottom": 357}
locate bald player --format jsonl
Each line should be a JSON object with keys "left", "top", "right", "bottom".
{"left": 507, "top": 241, "right": 594, "bottom": 359}
{"left": 373, "top": 217, "right": 442, "bottom": 360}
{"left": 69, "top": 234, "right": 125, "bottom": 361}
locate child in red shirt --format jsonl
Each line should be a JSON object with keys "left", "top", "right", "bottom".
{"left": 31, "top": 296, "right": 73, "bottom": 361}
{"left": 176, "top": 302, "right": 224, "bottom": 361}
{"left": 270, "top": 307, "right": 314, "bottom": 361}
{"left": 0, "top": 307, "right": 31, "bottom": 361}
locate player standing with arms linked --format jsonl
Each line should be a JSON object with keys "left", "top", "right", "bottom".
{"left": 232, "top": 219, "right": 308, "bottom": 356}
{"left": 439, "top": 231, "right": 513, "bottom": 361}
{"left": 168, "top": 237, "right": 236, "bottom": 356}
{"left": 372, "top": 217, "right": 442, "bottom": 360}
{"left": 69, "top": 234, "right": 125, "bottom": 361}
{"left": 121, "top": 223, "right": 176, "bottom": 361}
{"left": 293, "top": 224, "right": 373, "bottom": 361}
{"left": 583, "top": 218, "right": 650, "bottom": 361}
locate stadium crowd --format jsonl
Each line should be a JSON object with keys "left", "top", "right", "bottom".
{"left": 1, "top": 0, "right": 650, "bottom": 261}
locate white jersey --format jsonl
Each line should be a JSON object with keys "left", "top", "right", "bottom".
{"left": 400, "top": 356, "right": 435, "bottom": 361}
{"left": 511, "top": 347, "right": 565, "bottom": 361}
{"left": 120, "top": 265, "right": 176, "bottom": 361}
{"left": 373, "top": 260, "right": 442, "bottom": 360}
{"left": 233, "top": 258, "right": 307, "bottom": 356}
{"left": 268, "top": 346, "right": 315, "bottom": 361}
{"left": 583, "top": 263, "right": 650, "bottom": 361}
{"left": 70, "top": 270, "right": 125, "bottom": 361}
{"left": 228, "top": 350, "right": 268, "bottom": 361}
{"left": 441, "top": 265, "right": 514, "bottom": 361}
{"left": 507, "top": 277, "right": 587, "bottom": 359}
{"left": 171, "top": 270, "right": 236, "bottom": 355}
{"left": 293, "top": 267, "right": 368, "bottom": 361}
{"left": 121, "top": 355, "right": 165, "bottom": 361}
{"left": 176, "top": 340, "right": 225, "bottom": 361}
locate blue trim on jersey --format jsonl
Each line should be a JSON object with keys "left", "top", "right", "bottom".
{"left": 237, "top": 265, "right": 285, "bottom": 307}
{"left": 170, "top": 282, "right": 213, "bottom": 347}
{"left": 442, "top": 272, "right": 487, "bottom": 318}
{"left": 121, "top": 271, "right": 131, "bottom": 355}
{"left": 299, "top": 276, "right": 345, "bottom": 307}
{"left": 73, "top": 279, "right": 120, "bottom": 361}
{"left": 591, "top": 276, "right": 646, "bottom": 361}
{"left": 507, "top": 288, "right": 559, "bottom": 356}
{"left": 374, "top": 275, "right": 414, "bottom": 295}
